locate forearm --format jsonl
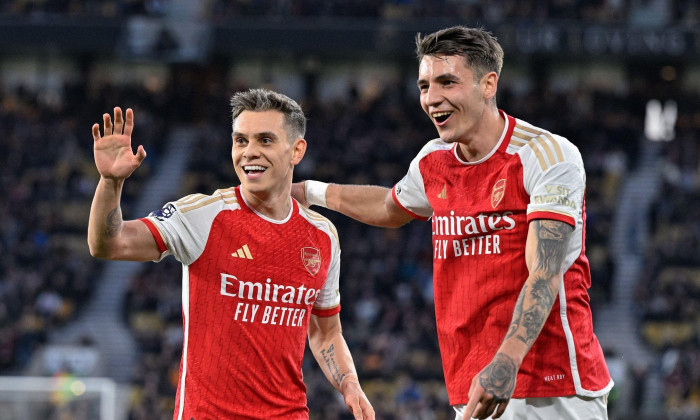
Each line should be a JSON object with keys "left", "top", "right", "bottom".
{"left": 498, "top": 271, "right": 561, "bottom": 367}
{"left": 310, "top": 331, "right": 359, "bottom": 392}
{"left": 309, "top": 182, "right": 410, "bottom": 228}
{"left": 87, "top": 177, "right": 125, "bottom": 258}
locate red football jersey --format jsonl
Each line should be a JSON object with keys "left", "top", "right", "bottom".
{"left": 140, "top": 186, "right": 341, "bottom": 419}
{"left": 392, "top": 111, "right": 613, "bottom": 404}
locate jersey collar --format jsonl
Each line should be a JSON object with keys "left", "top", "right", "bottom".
{"left": 452, "top": 110, "right": 515, "bottom": 165}
{"left": 235, "top": 186, "right": 295, "bottom": 224}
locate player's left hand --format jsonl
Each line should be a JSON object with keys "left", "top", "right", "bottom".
{"left": 463, "top": 354, "right": 516, "bottom": 419}
{"left": 341, "top": 379, "right": 375, "bottom": 420}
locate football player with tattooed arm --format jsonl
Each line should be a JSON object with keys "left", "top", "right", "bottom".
{"left": 87, "top": 88, "right": 374, "bottom": 420}
{"left": 293, "top": 26, "right": 613, "bottom": 420}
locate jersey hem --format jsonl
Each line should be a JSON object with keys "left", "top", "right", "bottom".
{"left": 449, "top": 378, "right": 614, "bottom": 405}
{"left": 140, "top": 218, "right": 167, "bottom": 253}
{"left": 391, "top": 186, "right": 430, "bottom": 221}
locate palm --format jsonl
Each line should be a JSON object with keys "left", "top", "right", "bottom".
{"left": 94, "top": 134, "right": 141, "bottom": 178}
{"left": 92, "top": 107, "right": 146, "bottom": 180}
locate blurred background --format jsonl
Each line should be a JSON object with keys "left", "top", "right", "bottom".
{"left": 0, "top": 1, "right": 698, "bottom": 419}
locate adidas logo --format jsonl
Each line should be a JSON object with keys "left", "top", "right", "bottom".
{"left": 437, "top": 185, "right": 447, "bottom": 199}
{"left": 231, "top": 244, "right": 253, "bottom": 259}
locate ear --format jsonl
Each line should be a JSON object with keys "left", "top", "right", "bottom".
{"left": 482, "top": 71, "right": 499, "bottom": 101}
{"left": 290, "top": 138, "right": 307, "bottom": 165}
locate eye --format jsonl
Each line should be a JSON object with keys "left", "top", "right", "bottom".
{"left": 418, "top": 84, "right": 428, "bottom": 92}
{"left": 260, "top": 137, "right": 273, "bottom": 144}
{"left": 233, "top": 137, "right": 247, "bottom": 146}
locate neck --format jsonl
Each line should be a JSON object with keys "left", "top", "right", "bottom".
{"left": 241, "top": 183, "right": 293, "bottom": 220}
{"left": 457, "top": 107, "right": 505, "bottom": 162}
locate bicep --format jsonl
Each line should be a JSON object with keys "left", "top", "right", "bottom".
{"left": 525, "top": 219, "right": 575, "bottom": 276}
{"left": 109, "top": 219, "right": 163, "bottom": 261}
{"left": 384, "top": 192, "right": 416, "bottom": 227}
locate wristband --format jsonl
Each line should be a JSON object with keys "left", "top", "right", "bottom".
{"left": 305, "top": 181, "right": 329, "bottom": 208}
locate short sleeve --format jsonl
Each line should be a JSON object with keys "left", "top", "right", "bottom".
{"left": 142, "top": 190, "right": 240, "bottom": 265}
{"left": 521, "top": 135, "right": 586, "bottom": 226}
{"left": 392, "top": 140, "right": 447, "bottom": 220}
{"left": 311, "top": 222, "right": 341, "bottom": 317}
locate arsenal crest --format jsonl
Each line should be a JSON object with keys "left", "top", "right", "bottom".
{"left": 301, "top": 247, "right": 321, "bottom": 275}
{"left": 491, "top": 179, "right": 506, "bottom": 209}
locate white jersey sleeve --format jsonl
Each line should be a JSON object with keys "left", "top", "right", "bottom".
{"left": 517, "top": 126, "right": 586, "bottom": 225}
{"left": 298, "top": 207, "right": 341, "bottom": 312}
{"left": 393, "top": 139, "right": 450, "bottom": 219}
{"left": 144, "top": 188, "right": 241, "bottom": 265}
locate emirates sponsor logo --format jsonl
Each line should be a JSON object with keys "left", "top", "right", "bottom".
{"left": 432, "top": 211, "right": 516, "bottom": 236}
{"left": 302, "top": 247, "right": 321, "bottom": 275}
{"left": 491, "top": 179, "right": 506, "bottom": 209}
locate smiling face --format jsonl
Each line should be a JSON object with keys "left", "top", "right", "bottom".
{"left": 232, "top": 110, "right": 306, "bottom": 200}
{"left": 417, "top": 54, "right": 496, "bottom": 145}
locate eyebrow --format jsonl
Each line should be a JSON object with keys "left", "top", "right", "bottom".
{"left": 232, "top": 131, "right": 279, "bottom": 140}
{"left": 417, "top": 73, "right": 459, "bottom": 86}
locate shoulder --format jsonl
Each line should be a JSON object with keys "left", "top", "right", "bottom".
{"left": 296, "top": 204, "right": 339, "bottom": 244}
{"left": 171, "top": 187, "right": 242, "bottom": 214}
{"left": 508, "top": 119, "right": 583, "bottom": 171}
{"left": 416, "top": 138, "right": 452, "bottom": 160}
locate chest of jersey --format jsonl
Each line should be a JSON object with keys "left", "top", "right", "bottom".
{"left": 421, "top": 148, "right": 528, "bottom": 260}
{"left": 191, "top": 209, "right": 331, "bottom": 326}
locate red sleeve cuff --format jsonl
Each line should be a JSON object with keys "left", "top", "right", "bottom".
{"left": 527, "top": 211, "right": 576, "bottom": 227}
{"left": 312, "top": 304, "right": 341, "bottom": 317}
{"left": 140, "top": 218, "right": 167, "bottom": 253}
{"left": 391, "top": 186, "right": 430, "bottom": 221}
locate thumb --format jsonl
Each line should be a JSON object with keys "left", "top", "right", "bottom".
{"left": 135, "top": 145, "right": 147, "bottom": 162}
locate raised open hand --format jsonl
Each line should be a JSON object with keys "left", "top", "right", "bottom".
{"left": 92, "top": 107, "right": 146, "bottom": 180}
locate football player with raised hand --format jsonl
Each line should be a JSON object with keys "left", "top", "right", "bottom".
{"left": 88, "top": 89, "right": 374, "bottom": 420}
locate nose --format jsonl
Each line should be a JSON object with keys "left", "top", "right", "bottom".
{"left": 424, "top": 85, "right": 443, "bottom": 108}
{"left": 242, "top": 142, "right": 260, "bottom": 159}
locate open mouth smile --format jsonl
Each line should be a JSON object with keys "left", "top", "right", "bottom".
{"left": 243, "top": 165, "right": 267, "bottom": 178}
{"left": 431, "top": 111, "right": 453, "bottom": 125}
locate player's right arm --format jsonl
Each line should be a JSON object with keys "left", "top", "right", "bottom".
{"left": 293, "top": 181, "right": 413, "bottom": 228}
{"left": 87, "top": 107, "right": 161, "bottom": 262}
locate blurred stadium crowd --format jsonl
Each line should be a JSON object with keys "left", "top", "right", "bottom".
{"left": 0, "top": 1, "right": 698, "bottom": 420}
{"left": 1, "top": 0, "right": 699, "bottom": 26}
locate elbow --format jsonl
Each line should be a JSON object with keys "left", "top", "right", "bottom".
{"left": 87, "top": 239, "right": 117, "bottom": 260}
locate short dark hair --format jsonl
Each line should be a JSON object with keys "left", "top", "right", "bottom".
{"left": 415, "top": 26, "right": 504, "bottom": 81}
{"left": 230, "top": 88, "right": 306, "bottom": 140}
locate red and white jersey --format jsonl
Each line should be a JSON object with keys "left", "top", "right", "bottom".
{"left": 392, "top": 111, "right": 613, "bottom": 404}
{"left": 140, "top": 186, "right": 341, "bottom": 420}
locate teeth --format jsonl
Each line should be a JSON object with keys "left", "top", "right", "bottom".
{"left": 432, "top": 111, "right": 452, "bottom": 118}
{"left": 243, "top": 165, "right": 266, "bottom": 171}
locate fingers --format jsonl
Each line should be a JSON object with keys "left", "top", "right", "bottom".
{"left": 124, "top": 108, "right": 134, "bottom": 136}
{"left": 362, "top": 404, "right": 376, "bottom": 420}
{"left": 492, "top": 400, "right": 509, "bottom": 419}
{"left": 103, "top": 113, "right": 112, "bottom": 136}
{"left": 113, "top": 107, "right": 123, "bottom": 135}
{"left": 92, "top": 123, "right": 101, "bottom": 142}
{"left": 464, "top": 380, "right": 479, "bottom": 418}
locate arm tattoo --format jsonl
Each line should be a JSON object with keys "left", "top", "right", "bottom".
{"left": 478, "top": 353, "right": 516, "bottom": 400}
{"left": 506, "top": 220, "right": 571, "bottom": 346}
{"left": 103, "top": 206, "right": 122, "bottom": 238}
{"left": 534, "top": 220, "right": 573, "bottom": 275}
{"left": 320, "top": 344, "right": 343, "bottom": 387}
